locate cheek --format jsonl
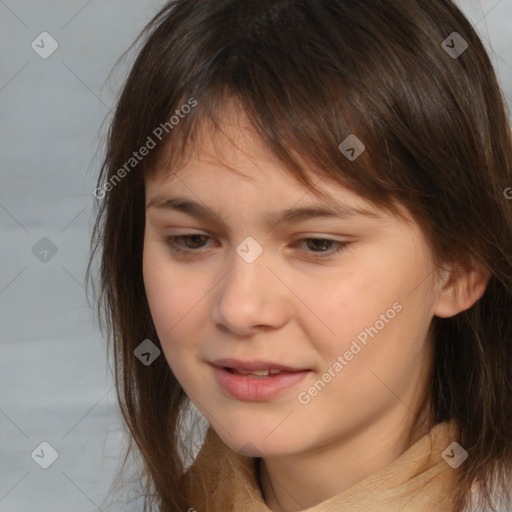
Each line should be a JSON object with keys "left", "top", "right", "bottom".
{"left": 142, "top": 242, "right": 201, "bottom": 347}
{"left": 294, "top": 265, "right": 399, "bottom": 356}
{"left": 304, "top": 249, "right": 435, "bottom": 368}
{"left": 142, "top": 250, "right": 208, "bottom": 389}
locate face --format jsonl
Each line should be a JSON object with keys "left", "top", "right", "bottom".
{"left": 142, "top": 109, "right": 446, "bottom": 458}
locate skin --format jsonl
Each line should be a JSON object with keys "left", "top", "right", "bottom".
{"left": 142, "top": 105, "right": 489, "bottom": 511}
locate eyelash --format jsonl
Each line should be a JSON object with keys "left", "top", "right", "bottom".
{"left": 163, "top": 234, "right": 349, "bottom": 260}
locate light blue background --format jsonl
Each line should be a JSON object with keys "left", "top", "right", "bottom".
{"left": 1, "top": 1, "right": 511, "bottom": 510}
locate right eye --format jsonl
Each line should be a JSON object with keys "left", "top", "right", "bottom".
{"left": 164, "top": 234, "right": 213, "bottom": 253}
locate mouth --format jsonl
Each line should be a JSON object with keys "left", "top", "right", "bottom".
{"left": 210, "top": 358, "right": 311, "bottom": 401}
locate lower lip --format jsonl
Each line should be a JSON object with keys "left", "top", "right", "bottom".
{"left": 212, "top": 366, "right": 311, "bottom": 401}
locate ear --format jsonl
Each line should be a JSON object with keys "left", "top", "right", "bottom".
{"left": 434, "top": 260, "right": 491, "bottom": 318}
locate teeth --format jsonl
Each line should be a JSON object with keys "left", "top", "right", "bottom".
{"left": 232, "top": 369, "right": 283, "bottom": 376}
{"left": 249, "top": 370, "right": 270, "bottom": 376}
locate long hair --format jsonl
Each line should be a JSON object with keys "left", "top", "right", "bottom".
{"left": 87, "top": 1, "right": 512, "bottom": 510}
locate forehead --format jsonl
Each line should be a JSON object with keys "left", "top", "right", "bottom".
{"left": 145, "top": 99, "right": 410, "bottom": 225}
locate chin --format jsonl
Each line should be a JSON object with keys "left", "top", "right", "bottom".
{"left": 213, "top": 424, "right": 301, "bottom": 458}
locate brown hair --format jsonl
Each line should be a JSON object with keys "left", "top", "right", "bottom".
{"left": 87, "top": 1, "right": 512, "bottom": 510}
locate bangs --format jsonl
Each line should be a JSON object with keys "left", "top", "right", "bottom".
{"left": 144, "top": 89, "right": 391, "bottom": 210}
{"left": 142, "top": 90, "right": 404, "bottom": 225}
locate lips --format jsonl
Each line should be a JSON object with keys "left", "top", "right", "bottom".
{"left": 210, "top": 358, "right": 311, "bottom": 401}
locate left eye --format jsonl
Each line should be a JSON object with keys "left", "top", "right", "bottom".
{"left": 297, "top": 238, "right": 345, "bottom": 252}
{"left": 292, "top": 238, "right": 349, "bottom": 259}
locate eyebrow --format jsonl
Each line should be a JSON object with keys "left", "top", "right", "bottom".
{"left": 146, "top": 195, "right": 381, "bottom": 227}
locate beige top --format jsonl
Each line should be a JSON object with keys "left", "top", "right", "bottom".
{"left": 184, "top": 420, "right": 463, "bottom": 511}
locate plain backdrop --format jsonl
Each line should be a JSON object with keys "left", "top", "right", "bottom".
{"left": 1, "top": 1, "right": 511, "bottom": 510}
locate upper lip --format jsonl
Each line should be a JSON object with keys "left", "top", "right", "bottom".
{"left": 211, "top": 358, "right": 308, "bottom": 372}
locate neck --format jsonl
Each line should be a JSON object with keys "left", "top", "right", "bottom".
{"left": 258, "top": 404, "right": 432, "bottom": 512}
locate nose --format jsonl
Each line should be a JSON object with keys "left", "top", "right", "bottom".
{"left": 211, "top": 250, "right": 291, "bottom": 336}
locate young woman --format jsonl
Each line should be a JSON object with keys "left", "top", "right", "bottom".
{"left": 88, "top": 1, "right": 512, "bottom": 511}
